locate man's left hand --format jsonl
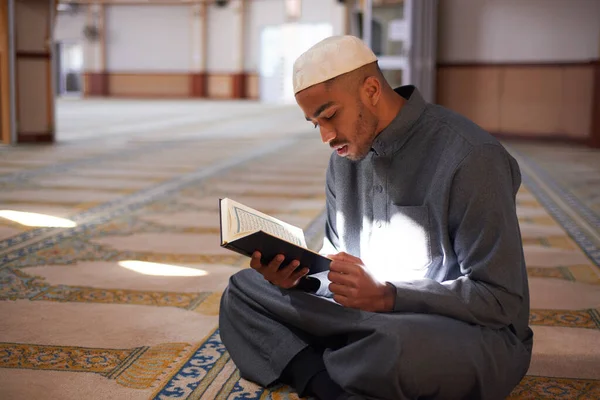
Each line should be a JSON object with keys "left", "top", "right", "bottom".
{"left": 327, "top": 252, "right": 396, "bottom": 312}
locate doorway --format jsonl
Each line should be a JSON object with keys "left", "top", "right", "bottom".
{"left": 56, "top": 41, "right": 83, "bottom": 97}
{"left": 259, "top": 22, "right": 333, "bottom": 104}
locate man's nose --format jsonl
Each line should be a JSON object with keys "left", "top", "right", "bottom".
{"left": 320, "top": 127, "right": 336, "bottom": 144}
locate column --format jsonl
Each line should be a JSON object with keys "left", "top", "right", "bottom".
{"left": 206, "top": 0, "right": 246, "bottom": 99}
{"left": 232, "top": 0, "right": 247, "bottom": 98}
{"left": 591, "top": 61, "right": 600, "bottom": 148}
{"left": 83, "top": 2, "right": 107, "bottom": 96}
{"left": 591, "top": 32, "right": 600, "bottom": 148}
{"left": 13, "top": 0, "right": 56, "bottom": 143}
{"left": 190, "top": 1, "right": 207, "bottom": 97}
{"left": 0, "top": 0, "right": 15, "bottom": 144}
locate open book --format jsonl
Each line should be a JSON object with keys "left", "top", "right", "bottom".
{"left": 219, "top": 198, "right": 330, "bottom": 274}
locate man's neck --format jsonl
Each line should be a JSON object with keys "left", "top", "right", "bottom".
{"left": 374, "top": 89, "right": 406, "bottom": 137}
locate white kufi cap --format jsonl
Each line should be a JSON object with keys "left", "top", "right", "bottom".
{"left": 293, "top": 35, "right": 377, "bottom": 95}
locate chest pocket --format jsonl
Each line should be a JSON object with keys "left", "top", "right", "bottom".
{"left": 365, "top": 205, "right": 432, "bottom": 282}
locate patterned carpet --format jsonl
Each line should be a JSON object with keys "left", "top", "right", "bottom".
{"left": 0, "top": 100, "right": 599, "bottom": 399}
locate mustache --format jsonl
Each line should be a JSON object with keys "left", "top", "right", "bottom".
{"left": 329, "top": 141, "right": 348, "bottom": 149}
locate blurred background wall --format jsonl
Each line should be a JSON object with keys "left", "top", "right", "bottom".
{"left": 54, "top": 0, "right": 346, "bottom": 102}
{"left": 1, "top": 0, "right": 599, "bottom": 146}
{"left": 436, "top": 0, "right": 600, "bottom": 143}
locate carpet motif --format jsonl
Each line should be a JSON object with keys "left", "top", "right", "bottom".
{"left": 153, "top": 330, "right": 600, "bottom": 400}
{"left": 1, "top": 128, "right": 599, "bottom": 399}
{"left": 116, "top": 343, "right": 193, "bottom": 389}
{"left": 529, "top": 309, "right": 600, "bottom": 329}
{"left": 0, "top": 341, "right": 190, "bottom": 389}
{"left": 517, "top": 215, "right": 558, "bottom": 226}
{"left": 526, "top": 265, "right": 600, "bottom": 285}
{"left": 150, "top": 148, "right": 600, "bottom": 399}
{"left": 0, "top": 269, "right": 47, "bottom": 300}
{"left": 83, "top": 216, "right": 223, "bottom": 238}
{"left": 507, "top": 376, "right": 600, "bottom": 399}
{"left": 522, "top": 174, "right": 600, "bottom": 265}
{"left": 509, "top": 145, "right": 600, "bottom": 226}
{"left": 2, "top": 229, "right": 242, "bottom": 271}
{"left": 31, "top": 286, "right": 212, "bottom": 309}
{"left": 0, "top": 226, "right": 54, "bottom": 253}
{"left": 510, "top": 149, "right": 600, "bottom": 266}
{"left": 1, "top": 238, "right": 121, "bottom": 270}
{"left": 566, "top": 265, "right": 600, "bottom": 285}
{"left": 152, "top": 329, "right": 227, "bottom": 399}
{"left": 522, "top": 236, "right": 579, "bottom": 250}
{"left": 150, "top": 330, "right": 303, "bottom": 400}
{"left": 526, "top": 267, "right": 574, "bottom": 281}
{"left": 191, "top": 292, "right": 223, "bottom": 316}
{"left": 0, "top": 268, "right": 216, "bottom": 310}
{"left": 0, "top": 136, "right": 236, "bottom": 185}
{"left": 143, "top": 200, "right": 208, "bottom": 214}
{"left": 0, "top": 199, "right": 103, "bottom": 209}
{"left": 0, "top": 342, "right": 138, "bottom": 374}
{"left": 0, "top": 219, "right": 31, "bottom": 233}
{"left": 36, "top": 186, "right": 138, "bottom": 194}
{"left": 0, "top": 138, "right": 299, "bottom": 269}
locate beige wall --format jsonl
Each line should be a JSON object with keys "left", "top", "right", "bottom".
{"left": 108, "top": 73, "right": 189, "bottom": 97}
{"left": 106, "top": 5, "right": 191, "bottom": 72}
{"left": 437, "top": 0, "right": 599, "bottom": 141}
{"left": 207, "top": 0, "right": 243, "bottom": 73}
{"left": 54, "top": 7, "right": 86, "bottom": 42}
{"left": 207, "top": 74, "right": 233, "bottom": 99}
{"left": 438, "top": 0, "right": 600, "bottom": 63}
{"left": 56, "top": 0, "right": 347, "bottom": 100}
{"left": 246, "top": 73, "right": 259, "bottom": 100}
{"left": 437, "top": 65, "right": 595, "bottom": 139}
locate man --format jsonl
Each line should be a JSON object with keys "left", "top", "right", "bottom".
{"left": 219, "top": 35, "right": 533, "bottom": 400}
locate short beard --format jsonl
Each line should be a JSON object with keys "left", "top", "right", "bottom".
{"left": 349, "top": 104, "right": 379, "bottom": 162}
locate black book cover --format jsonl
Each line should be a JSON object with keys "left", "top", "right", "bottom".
{"left": 222, "top": 230, "right": 331, "bottom": 274}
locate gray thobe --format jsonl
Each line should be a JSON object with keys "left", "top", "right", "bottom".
{"left": 219, "top": 86, "right": 533, "bottom": 400}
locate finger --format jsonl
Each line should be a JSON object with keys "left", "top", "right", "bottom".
{"left": 333, "top": 294, "right": 351, "bottom": 308}
{"left": 274, "top": 261, "right": 306, "bottom": 289}
{"left": 328, "top": 269, "right": 356, "bottom": 287}
{"left": 328, "top": 282, "right": 353, "bottom": 297}
{"left": 265, "top": 254, "right": 285, "bottom": 274}
{"left": 250, "top": 251, "right": 264, "bottom": 270}
{"left": 288, "top": 266, "right": 310, "bottom": 285}
{"left": 330, "top": 252, "right": 362, "bottom": 264}
{"left": 329, "top": 260, "right": 360, "bottom": 275}
{"left": 278, "top": 259, "right": 301, "bottom": 280}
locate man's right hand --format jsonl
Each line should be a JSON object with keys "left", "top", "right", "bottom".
{"left": 250, "top": 251, "right": 309, "bottom": 289}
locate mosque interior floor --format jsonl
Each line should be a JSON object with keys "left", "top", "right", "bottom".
{"left": 0, "top": 98, "right": 598, "bottom": 399}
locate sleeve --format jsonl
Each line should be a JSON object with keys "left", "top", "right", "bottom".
{"left": 299, "top": 155, "right": 339, "bottom": 297}
{"left": 319, "top": 155, "right": 341, "bottom": 256}
{"left": 387, "top": 144, "right": 526, "bottom": 329}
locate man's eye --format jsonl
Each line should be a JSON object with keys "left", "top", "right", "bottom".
{"left": 324, "top": 112, "right": 336, "bottom": 120}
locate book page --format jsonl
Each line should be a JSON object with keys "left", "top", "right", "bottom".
{"left": 233, "top": 206, "right": 305, "bottom": 247}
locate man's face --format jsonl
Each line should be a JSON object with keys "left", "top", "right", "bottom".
{"left": 295, "top": 81, "right": 379, "bottom": 162}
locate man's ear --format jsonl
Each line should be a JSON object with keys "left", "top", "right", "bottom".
{"left": 362, "top": 76, "right": 381, "bottom": 106}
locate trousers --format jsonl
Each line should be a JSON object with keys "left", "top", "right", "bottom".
{"left": 219, "top": 269, "right": 531, "bottom": 400}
